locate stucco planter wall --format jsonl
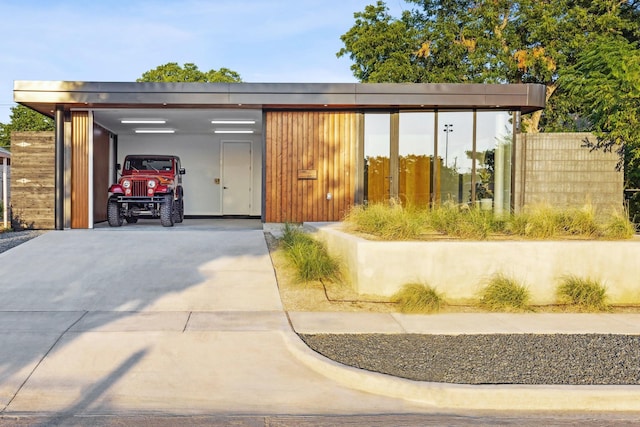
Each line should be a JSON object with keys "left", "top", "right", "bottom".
{"left": 307, "top": 222, "right": 640, "bottom": 305}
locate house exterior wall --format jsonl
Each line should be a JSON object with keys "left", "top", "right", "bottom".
{"left": 265, "top": 111, "right": 360, "bottom": 223}
{"left": 514, "top": 132, "right": 623, "bottom": 213}
{"left": 10, "top": 131, "right": 55, "bottom": 229}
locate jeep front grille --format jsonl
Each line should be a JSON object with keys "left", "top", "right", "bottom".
{"left": 132, "top": 180, "right": 147, "bottom": 197}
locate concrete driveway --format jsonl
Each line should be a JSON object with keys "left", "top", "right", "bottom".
{"left": 0, "top": 219, "right": 430, "bottom": 419}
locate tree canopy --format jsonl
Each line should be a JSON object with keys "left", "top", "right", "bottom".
{"left": 0, "top": 105, "right": 54, "bottom": 148}
{"left": 561, "top": 34, "right": 640, "bottom": 186}
{"left": 137, "top": 62, "right": 242, "bottom": 83}
{"left": 338, "top": 0, "right": 640, "bottom": 132}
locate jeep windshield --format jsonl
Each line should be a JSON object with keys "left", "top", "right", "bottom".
{"left": 125, "top": 158, "right": 173, "bottom": 172}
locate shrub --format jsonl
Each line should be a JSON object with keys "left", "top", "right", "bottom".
{"left": 344, "top": 200, "right": 425, "bottom": 240}
{"left": 600, "top": 209, "right": 636, "bottom": 239}
{"left": 280, "top": 224, "right": 340, "bottom": 282}
{"left": 506, "top": 204, "right": 561, "bottom": 239}
{"left": 479, "top": 274, "right": 530, "bottom": 312}
{"left": 392, "top": 283, "right": 444, "bottom": 313}
{"left": 556, "top": 275, "right": 609, "bottom": 311}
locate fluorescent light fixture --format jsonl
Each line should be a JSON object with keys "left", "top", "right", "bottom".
{"left": 211, "top": 120, "right": 256, "bottom": 125}
{"left": 135, "top": 129, "right": 175, "bottom": 134}
{"left": 121, "top": 119, "right": 167, "bottom": 124}
{"left": 214, "top": 130, "right": 254, "bottom": 134}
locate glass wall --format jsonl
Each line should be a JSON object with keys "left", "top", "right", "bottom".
{"left": 438, "top": 112, "right": 473, "bottom": 204}
{"left": 362, "top": 110, "right": 513, "bottom": 212}
{"left": 399, "top": 112, "right": 434, "bottom": 207}
{"left": 364, "top": 113, "right": 391, "bottom": 203}
{"left": 476, "top": 111, "right": 513, "bottom": 214}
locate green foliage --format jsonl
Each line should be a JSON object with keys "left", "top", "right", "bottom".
{"left": 338, "top": 1, "right": 640, "bottom": 132}
{"left": 0, "top": 105, "right": 54, "bottom": 148}
{"left": 137, "top": 62, "right": 242, "bottom": 83}
{"left": 479, "top": 274, "right": 530, "bottom": 312}
{"left": 556, "top": 276, "right": 609, "bottom": 312}
{"left": 392, "top": 283, "right": 444, "bottom": 313}
{"left": 561, "top": 34, "right": 640, "bottom": 221}
{"left": 280, "top": 224, "right": 340, "bottom": 283}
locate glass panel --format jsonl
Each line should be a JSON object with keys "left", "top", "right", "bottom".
{"left": 476, "top": 111, "right": 513, "bottom": 214}
{"left": 399, "top": 112, "right": 435, "bottom": 207}
{"left": 438, "top": 112, "right": 473, "bottom": 204}
{"left": 364, "top": 114, "right": 391, "bottom": 203}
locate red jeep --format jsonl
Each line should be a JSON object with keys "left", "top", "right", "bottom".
{"left": 107, "top": 155, "right": 186, "bottom": 227}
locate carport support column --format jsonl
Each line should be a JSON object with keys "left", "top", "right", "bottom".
{"left": 55, "top": 106, "right": 64, "bottom": 230}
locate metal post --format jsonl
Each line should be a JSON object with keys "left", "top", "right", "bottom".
{"left": 443, "top": 124, "right": 453, "bottom": 167}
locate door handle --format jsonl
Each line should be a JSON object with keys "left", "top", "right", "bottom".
{"left": 224, "top": 186, "right": 228, "bottom": 189}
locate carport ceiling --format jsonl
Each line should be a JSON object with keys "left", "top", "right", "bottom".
{"left": 93, "top": 108, "right": 262, "bottom": 135}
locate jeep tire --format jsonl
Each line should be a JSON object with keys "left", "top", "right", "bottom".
{"left": 107, "top": 198, "right": 123, "bottom": 227}
{"left": 174, "top": 195, "right": 184, "bottom": 223}
{"left": 160, "top": 194, "right": 174, "bottom": 227}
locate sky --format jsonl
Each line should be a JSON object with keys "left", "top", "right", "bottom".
{"left": 0, "top": 0, "right": 407, "bottom": 123}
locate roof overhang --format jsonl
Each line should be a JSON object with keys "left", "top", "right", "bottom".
{"left": 14, "top": 81, "right": 546, "bottom": 117}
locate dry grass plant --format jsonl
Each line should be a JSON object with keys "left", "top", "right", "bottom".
{"left": 392, "top": 283, "right": 445, "bottom": 313}
{"left": 479, "top": 274, "right": 531, "bottom": 312}
{"left": 280, "top": 224, "right": 341, "bottom": 283}
{"left": 556, "top": 275, "right": 610, "bottom": 312}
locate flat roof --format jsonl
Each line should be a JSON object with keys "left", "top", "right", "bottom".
{"left": 14, "top": 81, "right": 546, "bottom": 116}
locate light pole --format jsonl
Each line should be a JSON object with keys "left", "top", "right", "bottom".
{"left": 443, "top": 124, "right": 453, "bottom": 167}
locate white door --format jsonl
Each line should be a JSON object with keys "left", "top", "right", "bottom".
{"left": 222, "top": 141, "right": 252, "bottom": 215}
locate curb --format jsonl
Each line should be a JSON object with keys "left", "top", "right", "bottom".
{"left": 282, "top": 330, "right": 640, "bottom": 412}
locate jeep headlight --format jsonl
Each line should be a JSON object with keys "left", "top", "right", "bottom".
{"left": 122, "top": 180, "right": 131, "bottom": 189}
{"left": 148, "top": 180, "right": 156, "bottom": 189}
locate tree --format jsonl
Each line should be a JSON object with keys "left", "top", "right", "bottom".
{"left": 560, "top": 34, "right": 640, "bottom": 217}
{"left": 0, "top": 105, "right": 54, "bottom": 148}
{"left": 137, "top": 62, "right": 242, "bottom": 83}
{"left": 338, "top": 0, "right": 640, "bottom": 132}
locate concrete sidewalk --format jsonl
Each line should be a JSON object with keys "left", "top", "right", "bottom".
{"left": 0, "top": 220, "right": 639, "bottom": 419}
{"left": 289, "top": 311, "right": 640, "bottom": 335}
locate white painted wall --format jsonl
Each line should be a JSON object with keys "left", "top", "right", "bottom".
{"left": 117, "top": 133, "right": 262, "bottom": 216}
{"left": 310, "top": 223, "right": 640, "bottom": 305}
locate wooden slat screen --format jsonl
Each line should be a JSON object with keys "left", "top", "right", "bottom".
{"left": 265, "top": 111, "right": 359, "bottom": 223}
{"left": 71, "top": 111, "right": 89, "bottom": 228}
{"left": 10, "top": 132, "right": 55, "bottom": 229}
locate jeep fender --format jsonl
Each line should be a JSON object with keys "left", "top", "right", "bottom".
{"left": 108, "top": 184, "right": 124, "bottom": 194}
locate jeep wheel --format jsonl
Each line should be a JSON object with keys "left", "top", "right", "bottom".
{"left": 107, "top": 199, "right": 123, "bottom": 227}
{"left": 174, "top": 197, "right": 184, "bottom": 223}
{"left": 160, "top": 194, "right": 174, "bottom": 227}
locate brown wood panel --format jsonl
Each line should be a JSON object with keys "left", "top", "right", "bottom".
{"left": 93, "top": 125, "right": 109, "bottom": 223}
{"left": 71, "top": 111, "right": 89, "bottom": 228}
{"left": 10, "top": 132, "right": 55, "bottom": 229}
{"left": 264, "top": 111, "right": 358, "bottom": 223}
{"left": 399, "top": 155, "right": 431, "bottom": 207}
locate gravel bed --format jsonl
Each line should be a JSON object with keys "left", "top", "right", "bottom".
{"left": 0, "top": 230, "right": 47, "bottom": 254}
{"left": 300, "top": 333, "right": 640, "bottom": 385}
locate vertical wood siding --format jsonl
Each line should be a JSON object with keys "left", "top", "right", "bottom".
{"left": 10, "top": 132, "right": 55, "bottom": 229}
{"left": 92, "top": 125, "right": 109, "bottom": 223}
{"left": 71, "top": 111, "right": 89, "bottom": 228}
{"left": 265, "top": 111, "right": 359, "bottom": 223}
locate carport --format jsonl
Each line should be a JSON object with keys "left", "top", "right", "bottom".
{"left": 13, "top": 81, "right": 546, "bottom": 229}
